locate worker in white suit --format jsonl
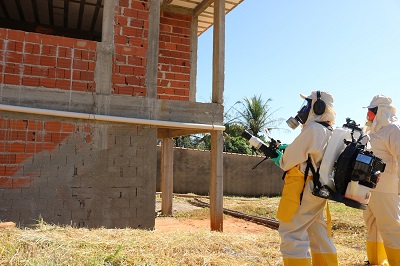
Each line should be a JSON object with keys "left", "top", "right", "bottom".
{"left": 362, "top": 95, "right": 400, "bottom": 266}
{"left": 270, "top": 91, "right": 338, "bottom": 266}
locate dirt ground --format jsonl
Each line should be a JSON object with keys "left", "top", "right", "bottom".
{"left": 155, "top": 216, "right": 270, "bottom": 233}
{"left": 154, "top": 199, "right": 271, "bottom": 234}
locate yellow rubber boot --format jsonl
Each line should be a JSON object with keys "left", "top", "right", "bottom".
{"left": 385, "top": 246, "right": 400, "bottom": 266}
{"left": 312, "top": 253, "right": 338, "bottom": 266}
{"left": 283, "top": 257, "right": 311, "bottom": 266}
{"left": 367, "top": 241, "right": 388, "bottom": 265}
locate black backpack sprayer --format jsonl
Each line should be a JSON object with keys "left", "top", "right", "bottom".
{"left": 241, "top": 118, "right": 386, "bottom": 210}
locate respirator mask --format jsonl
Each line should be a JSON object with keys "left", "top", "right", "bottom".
{"left": 286, "top": 98, "right": 312, "bottom": 130}
{"left": 365, "top": 107, "right": 377, "bottom": 127}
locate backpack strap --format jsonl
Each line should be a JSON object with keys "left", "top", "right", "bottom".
{"left": 312, "top": 121, "right": 332, "bottom": 191}
{"left": 281, "top": 171, "right": 287, "bottom": 180}
{"left": 300, "top": 161, "right": 310, "bottom": 203}
{"left": 307, "top": 157, "right": 322, "bottom": 191}
{"left": 300, "top": 157, "right": 321, "bottom": 203}
{"left": 317, "top": 121, "right": 333, "bottom": 131}
{"left": 290, "top": 122, "right": 332, "bottom": 202}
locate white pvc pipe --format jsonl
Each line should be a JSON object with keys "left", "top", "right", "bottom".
{"left": 0, "top": 104, "right": 225, "bottom": 131}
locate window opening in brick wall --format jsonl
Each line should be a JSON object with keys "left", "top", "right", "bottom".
{"left": 0, "top": 0, "right": 103, "bottom": 42}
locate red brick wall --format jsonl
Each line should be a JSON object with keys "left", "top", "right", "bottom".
{"left": 0, "top": 0, "right": 190, "bottom": 228}
{"left": 0, "top": 1, "right": 192, "bottom": 99}
{"left": 0, "top": 0, "right": 192, "bottom": 184}
{"left": 0, "top": 118, "right": 91, "bottom": 187}
{"left": 158, "top": 11, "right": 191, "bottom": 101}
{"left": 112, "top": 1, "right": 192, "bottom": 99}
{"left": 0, "top": 28, "right": 97, "bottom": 92}
{"left": 112, "top": 0, "right": 149, "bottom": 96}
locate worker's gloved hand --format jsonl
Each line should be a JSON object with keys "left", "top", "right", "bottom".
{"left": 269, "top": 149, "right": 283, "bottom": 167}
{"left": 278, "top": 143, "right": 288, "bottom": 151}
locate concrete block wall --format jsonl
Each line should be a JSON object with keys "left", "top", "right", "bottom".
{"left": 0, "top": 117, "right": 157, "bottom": 229}
{"left": 156, "top": 147, "right": 285, "bottom": 197}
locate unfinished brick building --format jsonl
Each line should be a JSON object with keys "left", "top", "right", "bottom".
{"left": 0, "top": 0, "right": 242, "bottom": 230}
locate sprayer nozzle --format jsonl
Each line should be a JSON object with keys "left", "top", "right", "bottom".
{"left": 241, "top": 130, "right": 253, "bottom": 140}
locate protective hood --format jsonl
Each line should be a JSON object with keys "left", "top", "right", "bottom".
{"left": 363, "top": 95, "right": 398, "bottom": 134}
{"left": 300, "top": 91, "right": 336, "bottom": 126}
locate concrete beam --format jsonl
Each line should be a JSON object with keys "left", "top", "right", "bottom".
{"left": 146, "top": 0, "right": 161, "bottom": 98}
{"left": 94, "top": 0, "right": 116, "bottom": 97}
{"left": 157, "top": 128, "right": 209, "bottom": 139}
{"left": 161, "top": 3, "right": 193, "bottom": 15}
{"left": 189, "top": 16, "right": 198, "bottom": 102}
{"left": 212, "top": 0, "right": 224, "bottom": 105}
{"left": 0, "top": 85, "right": 223, "bottom": 125}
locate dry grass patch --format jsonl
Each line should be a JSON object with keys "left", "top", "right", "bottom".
{"left": 0, "top": 221, "right": 281, "bottom": 265}
{"left": 0, "top": 195, "right": 369, "bottom": 265}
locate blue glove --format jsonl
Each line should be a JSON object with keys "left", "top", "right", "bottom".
{"left": 278, "top": 143, "right": 288, "bottom": 151}
{"left": 269, "top": 149, "right": 283, "bottom": 167}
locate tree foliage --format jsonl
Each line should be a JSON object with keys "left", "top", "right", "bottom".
{"left": 237, "top": 95, "right": 285, "bottom": 138}
{"left": 173, "top": 95, "right": 286, "bottom": 155}
{"left": 174, "top": 135, "right": 210, "bottom": 150}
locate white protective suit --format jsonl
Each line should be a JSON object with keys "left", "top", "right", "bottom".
{"left": 277, "top": 91, "right": 338, "bottom": 266}
{"left": 362, "top": 95, "right": 400, "bottom": 266}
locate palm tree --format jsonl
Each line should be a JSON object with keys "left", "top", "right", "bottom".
{"left": 238, "top": 95, "right": 285, "bottom": 138}
{"left": 223, "top": 100, "right": 243, "bottom": 138}
{"left": 221, "top": 101, "right": 248, "bottom": 153}
{"left": 173, "top": 96, "right": 286, "bottom": 154}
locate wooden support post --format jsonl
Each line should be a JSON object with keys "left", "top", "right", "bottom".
{"left": 210, "top": 0, "right": 225, "bottom": 231}
{"left": 161, "top": 138, "right": 174, "bottom": 215}
{"left": 210, "top": 130, "right": 224, "bottom": 231}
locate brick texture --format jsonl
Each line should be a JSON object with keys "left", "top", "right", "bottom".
{"left": 0, "top": 30, "right": 97, "bottom": 92}
{"left": 0, "top": 1, "right": 191, "bottom": 100}
{"left": 112, "top": 0, "right": 149, "bottom": 96}
{"left": 157, "top": 11, "right": 191, "bottom": 101}
{"left": 0, "top": 0, "right": 190, "bottom": 229}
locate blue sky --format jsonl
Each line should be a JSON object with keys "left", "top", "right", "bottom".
{"left": 196, "top": 0, "right": 400, "bottom": 144}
